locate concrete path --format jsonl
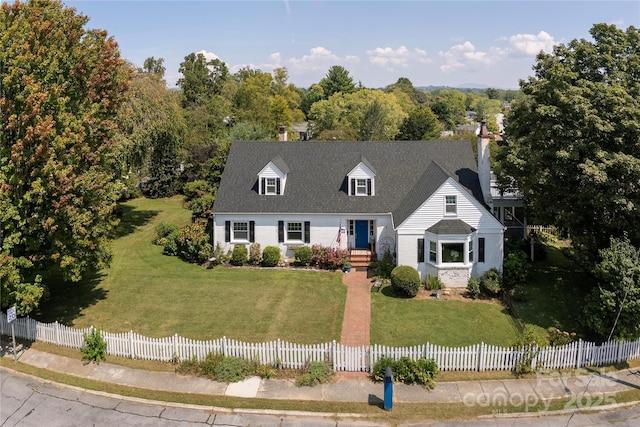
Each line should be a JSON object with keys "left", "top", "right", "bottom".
{"left": 340, "top": 270, "right": 372, "bottom": 347}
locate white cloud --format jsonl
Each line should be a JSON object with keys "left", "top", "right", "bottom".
{"left": 287, "top": 46, "right": 360, "bottom": 72}
{"left": 196, "top": 49, "right": 219, "bottom": 62}
{"left": 438, "top": 41, "right": 496, "bottom": 73}
{"left": 366, "top": 46, "right": 429, "bottom": 70}
{"left": 507, "top": 31, "right": 557, "bottom": 56}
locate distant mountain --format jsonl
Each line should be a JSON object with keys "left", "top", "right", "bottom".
{"left": 456, "top": 82, "right": 490, "bottom": 89}
{"left": 415, "top": 85, "right": 487, "bottom": 93}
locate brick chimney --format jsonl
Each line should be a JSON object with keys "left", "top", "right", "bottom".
{"left": 278, "top": 126, "right": 287, "bottom": 142}
{"left": 477, "top": 121, "right": 493, "bottom": 208}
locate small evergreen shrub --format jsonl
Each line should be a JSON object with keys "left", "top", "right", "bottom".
{"left": 211, "top": 242, "right": 229, "bottom": 265}
{"left": 81, "top": 328, "right": 107, "bottom": 363}
{"left": 154, "top": 222, "right": 178, "bottom": 245}
{"left": 248, "top": 243, "right": 262, "bottom": 266}
{"left": 162, "top": 231, "right": 179, "bottom": 256}
{"left": 296, "top": 361, "right": 335, "bottom": 386}
{"left": 480, "top": 268, "right": 501, "bottom": 297}
{"left": 466, "top": 277, "right": 481, "bottom": 299}
{"left": 425, "top": 275, "right": 442, "bottom": 291}
{"left": 262, "top": 246, "right": 281, "bottom": 267}
{"left": 231, "top": 245, "right": 248, "bottom": 266}
{"left": 294, "top": 246, "right": 313, "bottom": 266}
{"left": 390, "top": 265, "right": 421, "bottom": 298}
{"left": 378, "top": 250, "right": 395, "bottom": 278}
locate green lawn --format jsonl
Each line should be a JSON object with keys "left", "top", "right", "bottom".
{"left": 512, "top": 242, "right": 595, "bottom": 336}
{"left": 370, "top": 288, "right": 520, "bottom": 347}
{"left": 36, "top": 197, "right": 346, "bottom": 344}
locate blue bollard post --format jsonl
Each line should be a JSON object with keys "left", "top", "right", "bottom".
{"left": 383, "top": 366, "right": 393, "bottom": 410}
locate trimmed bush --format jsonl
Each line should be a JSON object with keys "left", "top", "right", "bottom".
{"left": 294, "top": 246, "right": 313, "bottom": 266}
{"left": 390, "top": 265, "right": 421, "bottom": 298}
{"left": 466, "top": 277, "right": 480, "bottom": 299}
{"left": 480, "top": 268, "right": 501, "bottom": 297}
{"left": 174, "top": 222, "right": 212, "bottom": 264}
{"left": 310, "top": 245, "right": 348, "bottom": 270}
{"left": 230, "top": 245, "right": 248, "bottom": 266}
{"left": 262, "top": 246, "right": 281, "bottom": 267}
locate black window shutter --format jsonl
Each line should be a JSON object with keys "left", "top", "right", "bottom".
{"left": 350, "top": 179, "right": 355, "bottom": 195}
{"left": 260, "top": 178, "right": 266, "bottom": 195}
{"left": 304, "top": 221, "right": 310, "bottom": 243}
{"left": 276, "top": 178, "right": 281, "bottom": 195}
{"left": 225, "top": 221, "right": 231, "bottom": 242}
{"left": 478, "top": 238, "right": 485, "bottom": 262}
{"left": 249, "top": 221, "right": 255, "bottom": 243}
{"left": 417, "top": 238, "right": 425, "bottom": 263}
{"left": 278, "top": 221, "right": 284, "bottom": 243}
{"left": 367, "top": 179, "right": 372, "bottom": 196}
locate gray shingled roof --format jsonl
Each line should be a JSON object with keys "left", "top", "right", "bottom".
{"left": 426, "top": 219, "right": 476, "bottom": 235}
{"left": 213, "top": 140, "right": 485, "bottom": 226}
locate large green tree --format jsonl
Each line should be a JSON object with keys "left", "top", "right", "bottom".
{"left": 319, "top": 65, "right": 356, "bottom": 98}
{"left": 397, "top": 105, "right": 441, "bottom": 140}
{"left": 1, "top": 0, "right": 130, "bottom": 314}
{"left": 500, "top": 24, "right": 640, "bottom": 257}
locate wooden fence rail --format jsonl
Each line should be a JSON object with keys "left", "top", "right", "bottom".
{"left": 2, "top": 314, "right": 639, "bottom": 372}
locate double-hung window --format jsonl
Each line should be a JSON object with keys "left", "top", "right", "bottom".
{"left": 287, "top": 222, "right": 303, "bottom": 241}
{"left": 266, "top": 178, "right": 277, "bottom": 194}
{"left": 429, "top": 241, "right": 437, "bottom": 262}
{"left": 356, "top": 179, "right": 367, "bottom": 195}
{"left": 233, "top": 222, "right": 248, "bottom": 240}
{"left": 445, "top": 195, "right": 457, "bottom": 215}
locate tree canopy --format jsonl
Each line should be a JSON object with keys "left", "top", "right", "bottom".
{"left": 500, "top": 23, "right": 640, "bottom": 256}
{"left": 319, "top": 65, "right": 356, "bottom": 98}
{"left": 1, "top": 0, "right": 130, "bottom": 313}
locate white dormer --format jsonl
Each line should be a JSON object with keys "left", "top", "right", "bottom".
{"left": 347, "top": 157, "right": 376, "bottom": 196}
{"left": 258, "top": 156, "right": 289, "bottom": 195}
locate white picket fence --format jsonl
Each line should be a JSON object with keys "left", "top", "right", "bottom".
{"left": 2, "top": 313, "right": 639, "bottom": 372}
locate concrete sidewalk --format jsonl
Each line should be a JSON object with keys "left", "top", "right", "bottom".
{"left": 3, "top": 343, "right": 640, "bottom": 410}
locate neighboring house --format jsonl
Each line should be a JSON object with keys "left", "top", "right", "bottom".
{"left": 212, "top": 126, "right": 505, "bottom": 287}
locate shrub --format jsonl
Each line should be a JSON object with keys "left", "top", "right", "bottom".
{"left": 425, "top": 275, "right": 442, "bottom": 291}
{"left": 154, "top": 222, "right": 178, "bottom": 246}
{"left": 390, "top": 265, "right": 421, "bottom": 298}
{"left": 378, "top": 250, "right": 395, "bottom": 278}
{"left": 262, "top": 246, "right": 281, "bottom": 267}
{"left": 294, "top": 246, "right": 313, "bottom": 266}
{"left": 480, "top": 268, "right": 501, "bottom": 297}
{"left": 174, "top": 222, "right": 212, "bottom": 264}
{"left": 502, "top": 250, "right": 530, "bottom": 290}
{"left": 182, "top": 180, "right": 212, "bottom": 202}
{"left": 310, "top": 245, "right": 347, "bottom": 270}
{"left": 512, "top": 286, "right": 528, "bottom": 302}
{"left": 230, "top": 245, "right": 248, "bottom": 266}
{"left": 371, "top": 356, "right": 438, "bottom": 388}
{"left": 187, "top": 194, "right": 215, "bottom": 218}
{"left": 512, "top": 325, "right": 548, "bottom": 376}
{"left": 248, "top": 243, "right": 262, "bottom": 266}
{"left": 547, "top": 327, "right": 577, "bottom": 347}
{"left": 175, "top": 356, "right": 200, "bottom": 375}
{"left": 81, "top": 328, "right": 107, "bottom": 363}
{"left": 211, "top": 242, "right": 229, "bottom": 265}
{"left": 466, "top": 277, "right": 480, "bottom": 299}
{"left": 214, "top": 356, "right": 253, "bottom": 382}
{"left": 162, "top": 231, "right": 179, "bottom": 256}
{"left": 296, "top": 361, "right": 335, "bottom": 386}
{"left": 255, "top": 364, "right": 276, "bottom": 379}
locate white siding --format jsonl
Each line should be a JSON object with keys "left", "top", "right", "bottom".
{"left": 214, "top": 213, "right": 393, "bottom": 260}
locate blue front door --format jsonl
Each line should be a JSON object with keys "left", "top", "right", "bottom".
{"left": 355, "top": 220, "right": 368, "bottom": 249}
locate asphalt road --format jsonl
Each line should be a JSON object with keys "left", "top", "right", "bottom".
{"left": 1, "top": 369, "right": 639, "bottom": 426}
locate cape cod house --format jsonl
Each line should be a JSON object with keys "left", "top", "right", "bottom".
{"left": 212, "top": 125, "right": 505, "bottom": 287}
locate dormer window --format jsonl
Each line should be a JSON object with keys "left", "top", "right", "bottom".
{"left": 347, "top": 157, "right": 376, "bottom": 196}
{"left": 258, "top": 157, "right": 288, "bottom": 195}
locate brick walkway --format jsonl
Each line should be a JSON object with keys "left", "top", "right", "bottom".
{"left": 339, "top": 270, "right": 371, "bottom": 347}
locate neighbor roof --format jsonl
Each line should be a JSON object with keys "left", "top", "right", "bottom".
{"left": 213, "top": 140, "right": 485, "bottom": 225}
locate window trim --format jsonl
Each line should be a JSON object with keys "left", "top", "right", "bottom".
{"left": 444, "top": 195, "right": 457, "bottom": 215}
{"left": 425, "top": 233, "right": 475, "bottom": 267}
{"left": 226, "top": 220, "right": 255, "bottom": 243}
{"left": 233, "top": 221, "right": 249, "bottom": 241}
{"left": 281, "top": 221, "right": 310, "bottom": 244}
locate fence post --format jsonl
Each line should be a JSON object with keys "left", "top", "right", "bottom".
{"left": 55, "top": 321, "right": 60, "bottom": 346}
{"left": 479, "top": 342, "right": 485, "bottom": 371}
{"left": 129, "top": 330, "right": 134, "bottom": 359}
{"left": 173, "top": 334, "right": 178, "bottom": 361}
{"left": 222, "top": 336, "right": 227, "bottom": 357}
{"left": 332, "top": 340, "right": 337, "bottom": 372}
{"left": 576, "top": 339, "right": 583, "bottom": 369}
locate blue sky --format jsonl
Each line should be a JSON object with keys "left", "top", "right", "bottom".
{"left": 67, "top": 1, "right": 639, "bottom": 89}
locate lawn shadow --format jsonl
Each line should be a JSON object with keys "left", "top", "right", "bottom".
{"left": 111, "top": 203, "right": 159, "bottom": 239}
{"left": 34, "top": 269, "right": 108, "bottom": 326}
